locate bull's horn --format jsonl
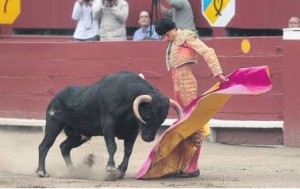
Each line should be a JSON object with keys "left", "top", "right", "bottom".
{"left": 169, "top": 99, "right": 184, "bottom": 120}
{"left": 133, "top": 95, "right": 152, "bottom": 124}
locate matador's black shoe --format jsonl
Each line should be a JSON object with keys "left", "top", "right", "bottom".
{"left": 174, "top": 170, "right": 200, "bottom": 178}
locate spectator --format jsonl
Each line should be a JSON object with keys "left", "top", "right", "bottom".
{"left": 133, "top": 10, "right": 160, "bottom": 41}
{"left": 288, "top": 16, "right": 300, "bottom": 28}
{"left": 72, "top": 0, "right": 100, "bottom": 41}
{"left": 154, "top": 18, "right": 228, "bottom": 178}
{"left": 160, "top": 0, "right": 197, "bottom": 33}
{"left": 93, "top": 0, "right": 129, "bottom": 41}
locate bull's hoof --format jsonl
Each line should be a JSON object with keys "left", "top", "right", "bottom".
{"left": 67, "top": 166, "right": 76, "bottom": 175}
{"left": 36, "top": 170, "right": 49, "bottom": 178}
{"left": 116, "top": 169, "right": 125, "bottom": 179}
{"left": 105, "top": 165, "right": 116, "bottom": 172}
{"left": 104, "top": 168, "right": 125, "bottom": 181}
{"left": 104, "top": 170, "right": 118, "bottom": 181}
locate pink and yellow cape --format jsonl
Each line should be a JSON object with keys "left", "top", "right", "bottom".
{"left": 136, "top": 66, "right": 272, "bottom": 179}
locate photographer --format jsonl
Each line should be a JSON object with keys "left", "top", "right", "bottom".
{"left": 72, "top": 0, "right": 100, "bottom": 41}
{"left": 160, "top": 0, "right": 197, "bottom": 33}
{"left": 92, "top": 0, "right": 129, "bottom": 41}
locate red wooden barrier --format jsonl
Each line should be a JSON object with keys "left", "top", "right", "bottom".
{"left": 0, "top": 37, "right": 283, "bottom": 121}
{"left": 283, "top": 39, "right": 300, "bottom": 147}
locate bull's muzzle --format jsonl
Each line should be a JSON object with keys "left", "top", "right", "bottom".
{"left": 141, "top": 133, "right": 155, "bottom": 142}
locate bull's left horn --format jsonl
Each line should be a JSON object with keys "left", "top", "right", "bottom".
{"left": 133, "top": 95, "right": 152, "bottom": 124}
{"left": 169, "top": 99, "right": 184, "bottom": 120}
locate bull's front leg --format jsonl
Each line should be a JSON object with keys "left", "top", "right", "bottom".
{"left": 116, "top": 139, "right": 135, "bottom": 179}
{"left": 117, "top": 131, "right": 138, "bottom": 179}
{"left": 103, "top": 134, "right": 117, "bottom": 171}
{"left": 103, "top": 125, "right": 119, "bottom": 181}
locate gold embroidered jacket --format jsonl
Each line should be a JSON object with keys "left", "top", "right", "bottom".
{"left": 166, "top": 29, "right": 223, "bottom": 76}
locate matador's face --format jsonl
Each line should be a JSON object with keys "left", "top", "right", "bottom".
{"left": 162, "top": 29, "right": 177, "bottom": 42}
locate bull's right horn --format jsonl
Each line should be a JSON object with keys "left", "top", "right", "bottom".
{"left": 133, "top": 95, "right": 152, "bottom": 124}
{"left": 169, "top": 99, "right": 184, "bottom": 120}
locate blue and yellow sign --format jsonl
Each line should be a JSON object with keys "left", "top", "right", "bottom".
{"left": 202, "top": 0, "right": 235, "bottom": 27}
{"left": 0, "top": 0, "right": 20, "bottom": 24}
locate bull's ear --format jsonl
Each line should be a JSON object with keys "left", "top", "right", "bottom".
{"left": 138, "top": 73, "right": 145, "bottom": 79}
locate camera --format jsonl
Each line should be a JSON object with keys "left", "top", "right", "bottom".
{"left": 150, "top": 0, "right": 161, "bottom": 21}
{"left": 152, "top": 0, "right": 160, "bottom": 5}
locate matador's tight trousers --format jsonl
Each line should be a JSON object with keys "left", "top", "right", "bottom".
{"left": 171, "top": 63, "right": 202, "bottom": 173}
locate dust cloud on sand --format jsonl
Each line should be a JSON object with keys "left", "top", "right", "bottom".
{"left": 0, "top": 128, "right": 109, "bottom": 181}
{"left": 1, "top": 127, "right": 300, "bottom": 187}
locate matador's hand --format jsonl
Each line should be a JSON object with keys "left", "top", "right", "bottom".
{"left": 217, "top": 74, "right": 229, "bottom": 83}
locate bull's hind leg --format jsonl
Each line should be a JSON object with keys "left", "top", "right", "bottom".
{"left": 36, "top": 118, "right": 64, "bottom": 177}
{"left": 59, "top": 130, "right": 90, "bottom": 168}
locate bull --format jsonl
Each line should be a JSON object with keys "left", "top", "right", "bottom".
{"left": 36, "top": 71, "right": 183, "bottom": 181}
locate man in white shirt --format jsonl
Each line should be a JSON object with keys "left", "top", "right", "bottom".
{"left": 72, "top": 0, "right": 100, "bottom": 41}
{"left": 92, "top": 0, "right": 129, "bottom": 41}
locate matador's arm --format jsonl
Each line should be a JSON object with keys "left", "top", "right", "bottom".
{"left": 185, "top": 34, "right": 223, "bottom": 76}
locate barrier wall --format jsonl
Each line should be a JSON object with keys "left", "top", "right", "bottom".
{"left": 0, "top": 37, "right": 283, "bottom": 121}
{"left": 283, "top": 32, "right": 300, "bottom": 147}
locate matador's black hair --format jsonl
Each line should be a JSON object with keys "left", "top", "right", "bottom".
{"left": 154, "top": 18, "right": 176, "bottom": 36}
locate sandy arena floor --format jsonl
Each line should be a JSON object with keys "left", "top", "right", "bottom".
{"left": 0, "top": 127, "right": 299, "bottom": 188}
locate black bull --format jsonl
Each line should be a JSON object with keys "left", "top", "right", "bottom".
{"left": 36, "top": 71, "right": 183, "bottom": 180}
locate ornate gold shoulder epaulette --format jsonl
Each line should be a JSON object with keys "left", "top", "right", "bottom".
{"left": 175, "top": 30, "right": 198, "bottom": 45}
